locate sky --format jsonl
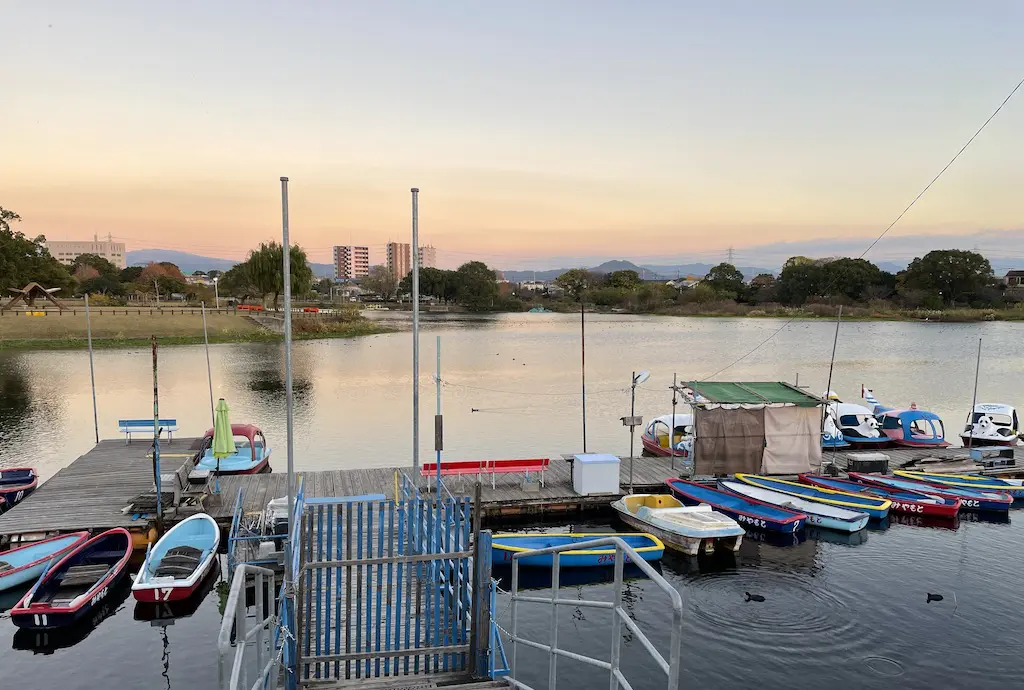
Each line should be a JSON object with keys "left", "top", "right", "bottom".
{"left": 2, "top": 1, "right": 1023, "bottom": 270}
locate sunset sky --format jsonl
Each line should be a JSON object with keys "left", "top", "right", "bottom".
{"left": 3, "top": 1, "right": 1023, "bottom": 269}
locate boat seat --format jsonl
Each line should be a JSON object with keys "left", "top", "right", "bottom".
{"left": 154, "top": 563, "right": 198, "bottom": 577}
{"left": 165, "top": 546, "right": 203, "bottom": 559}
{"left": 0, "top": 561, "right": 11, "bottom": 573}
{"left": 59, "top": 564, "right": 110, "bottom": 587}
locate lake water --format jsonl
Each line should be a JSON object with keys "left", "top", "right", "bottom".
{"left": 1, "top": 313, "right": 1023, "bottom": 689}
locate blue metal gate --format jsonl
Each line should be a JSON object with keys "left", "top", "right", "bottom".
{"left": 295, "top": 485, "right": 476, "bottom": 685}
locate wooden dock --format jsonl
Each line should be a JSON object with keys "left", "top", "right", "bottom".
{"left": 2, "top": 439, "right": 1023, "bottom": 541}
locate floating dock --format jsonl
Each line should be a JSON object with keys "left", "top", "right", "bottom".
{"left": 1, "top": 438, "right": 1022, "bottom": 542}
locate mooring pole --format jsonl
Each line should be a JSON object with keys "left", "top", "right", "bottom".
{"left": 412, "top": 187, "right": 421, "bottom": 478}
{"left": 151, "top": 335, "right": 163, "bottom": 535}
{"left": 669, "top": 373, "right": 678, "bottom": 471}
{"left": 85, "top": 293, "right": 99, "bottom": 444}
{"left": 629, "top": 372, "right": 637, "bottom": 493}
{"left": 581, "top": 299, "right": 587, "bottom": 452}
{"left": 823, "top": 305, "right": 843, "bottom": 436}
{"left": 435, "top": 335, "right": 443, "bottom": 492}
{"left": 281, "top": 176, "right": 297, "bottom": 601}
{"left": 966, "top": 338, "right": 983, "bottom": 448}
{"left": 202, "top": 302, "right": 215, "bottom": 429}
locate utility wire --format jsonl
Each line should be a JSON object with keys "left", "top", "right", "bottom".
{"left": 699, "top": 73, "right": 1024, "bottom": 382}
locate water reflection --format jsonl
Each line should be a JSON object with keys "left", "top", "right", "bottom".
{"left": 0, "top": 356, "right": 31, "bottom": 451}
{"left": 12, "top": 577, "right": 132, "bottom": 655}
{"left": 134, "top": 562, "right": 221, "bottom": 623}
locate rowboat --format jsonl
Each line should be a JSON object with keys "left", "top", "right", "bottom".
{"left": 12, "top": 577, "right": 132, "bottom": 654}
{"left": 491, "top": 533, "right": 664, "bottom": 567}
{"left": 133, "top": 561, "right": 221, "bottom": 622}
{"left": 0, "top": 467, "right": 37, "bottom": 511}
{"left": 611, "top": 494, "right": 744, "bottom": 556}
{"left": 665, "top": 478, "right": 807, "bottom": 533}
{"left": 195, "top": 423, "right": 272, "bottom": 475}
{"left": 0, "top": 532, "right": 90, "bottom": 592}
{"left": 848, "top": 472, "right": 1012, "bottom": 513}
{"left": 11, "top": 528, "right": 133, "bottom": 629}
{"left": 734, "top": 474, "right": 891, "bottom": 520}
{"left": 719, "top": 480, "right": 870, "bottom": 533}
{"left": 893, "top": 471, "right": 1024, "bottom": 499}
{"left": 798, "top": 474, "right": 960, "bottom": 518}
{"left": 132, "top": 514, "right": 220, "bottom": 602}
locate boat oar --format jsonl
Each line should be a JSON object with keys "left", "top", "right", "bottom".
{"left": 23, "top": 556, "right": 58, "bottom": 606}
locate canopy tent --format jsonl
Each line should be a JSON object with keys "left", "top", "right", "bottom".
{"left": 685, "top": 381, "right": 823, "bottom": 475}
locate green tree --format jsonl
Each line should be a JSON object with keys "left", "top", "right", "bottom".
{"left": 777, "top": 260, "right": 825, "bottom": 305}
{"left": 80, "top": 274, "right": 125, "bottom": 295}
{"left": 312, "top": 278, "right": 333, "bottom": 295}
{"left": 704, "top": 263, "right": 746, "bottom": 298}
{"left": 455, "top": 261, "right": 499, "bottom": 310}
{"left": 362, "top": 265, "right": 399, "bottom": 301}
{"left": 69, "top": 253, "right": 119, "bottom": 277}
{"left": 820, "top": 258, "right": 883, "bottom": 301}
{"left": 554, "top": 268, "right": 599, "bottom": 301}
{"left": 218, "top": 263, "right": 259, "bottom": 304}
{"left": 245, "top": 241, "right": 314, "bottom": 309}
{"left": 119, "top": 266, "right": 143, "bottom": 283}
{"left": 605, "top": 269, "right": 641, "bottom": 290}
{"left": 900, "top": 249, "right": 993, "bottom": 305}
{"left": 0, "top": 216, "right": 75, "bottom": 292}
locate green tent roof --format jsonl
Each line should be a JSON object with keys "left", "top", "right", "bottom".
{"left": 684, "top": 381, "right": 822, "bottom": 407}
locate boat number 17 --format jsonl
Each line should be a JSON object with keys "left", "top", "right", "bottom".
{"left": 158, "top": 588, "right": 174, "bottom": 601}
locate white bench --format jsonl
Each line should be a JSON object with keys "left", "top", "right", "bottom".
{"left": 118, "top": 418, "right": 178, "bottom": 444}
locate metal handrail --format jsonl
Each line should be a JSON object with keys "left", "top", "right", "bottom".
{"left": 505, "top": 537, "right": 682, "bottom": 690}
{"left": 219, "top": 563, "right": 279, "bottom": 690}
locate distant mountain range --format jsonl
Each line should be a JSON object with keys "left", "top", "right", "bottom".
{"left": 502, "top": 260, "right": 776, "bottom": 282}
{"left": 126, "top": 249, "right": 334, "bottom": 277}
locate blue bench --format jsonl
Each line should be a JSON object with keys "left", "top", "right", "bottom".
{"left": 118, "top": 418, "right": 179, "bottom": 444}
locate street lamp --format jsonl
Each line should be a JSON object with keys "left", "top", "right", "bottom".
{"left": 213, "top": 277, "right": 219, "bottom": 309}
{"left": 620, "top": 370, "right": 649, "bottom": 494}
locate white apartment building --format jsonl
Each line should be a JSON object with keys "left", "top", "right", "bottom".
{"left": 418, "top": 244, "right": 437, "bottom": 269}
{"left": 46, "top": 234, "right": 127, "bottom": 269}
{"left": 333, "top": 245, "right": 370, "bottom": 280}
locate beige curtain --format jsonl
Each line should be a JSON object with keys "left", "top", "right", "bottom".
{"left": 694, "top": 407, "right": 765, "bottom": 476}
{"left": 761, "top": 406, "right": 821, "bottom": 474}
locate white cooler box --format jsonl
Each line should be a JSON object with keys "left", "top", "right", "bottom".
{"left": 572, "top": 453, "right": 620, "bottom": 495}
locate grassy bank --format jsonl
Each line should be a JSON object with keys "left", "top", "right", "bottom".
{"left": 0, "top": 311, "right": 388, "bottom": 350}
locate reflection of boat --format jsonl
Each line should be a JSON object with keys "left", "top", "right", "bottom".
{"left": 195, "top": 423, "right": 272, "bottom": 475}
{"left": 799, "top": 474, "right": 960, "bottom": 518}
{"left": 0, "top": 467, "right": 38, "bottom": 510}
{"left": 893, "top": 471, "right": 1024, "bottom": 499}
{"left": 134, "top": 561, "right": 221, "bottom": 622}
{"left": 640, "top": 414, "right": 693, "bottom": 457}
{"left": 862, "top": 387, "right": 949, "bottom": 448}
{"left": 719, "top": 480, "right": 869, "bottom": 533}
{"left": 734, "top": 474, "right": 890, "bottom": 520}
{"left": 11, "top": 527, "right": 133, "bottom": 629}
{"left": 848, "top": 472, "right": 1012, "bottom": 513}
{"left": 804, "top": 524, "right": 869, "bottom": 547}
{"left": 492, "top": 561, "right": 653, "bottom": 591}
{"left": 611, "top": 494, "right": 743, "bottom": 556}
{"left": 0, "top": 532, "right": 89, "bottom": 592}
{"left": 888, "top": 513, "right": 961, "bottom": 530}
{"left": 666, "top": 479, "right": 807, "bottom": 533}
{"left": 12, "top": 577, "right": 132, "bottom": 654}
{"left": 132, "top": 513, "right": 220, "bottom": 602}
{"left": 961, "top": 403, "right": 1021, "bottom": 446}
{"left": 492, "top": 533, "right": 664, "bottom": 567}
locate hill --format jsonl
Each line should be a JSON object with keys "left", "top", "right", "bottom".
{"left": 502, "top": 260, "right": 774, "bottom": 283}
{"left": 126, "top": 249, "right": 334, "bottom": 277}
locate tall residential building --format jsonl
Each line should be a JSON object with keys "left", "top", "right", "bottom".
{"left": 45, "top": 234, "right": 127, "bottom": 269}
{"left": 418, "top": 245, "right": 437, "bottom": 269}
{"left": 386, "top": 241, "right": 411, "bottom": 279}
{"left": 332, "top": 245, "right": 370, "bottom": 280}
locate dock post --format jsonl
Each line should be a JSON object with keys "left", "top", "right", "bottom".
{"left": 85, "top": 293, "right": 99, "bottom": 445}
{"left": 412, "top": 187, "right": 421, "bottom": 480}
{"left": 202, "top": 301, "right": 215, "bottom": 429}
{"left": 469, "top": 482, "right": 490, "bottom": 677}
{"left": 151, "top": 335, "right": 163, "bottom": 535}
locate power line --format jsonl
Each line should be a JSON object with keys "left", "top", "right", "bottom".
{"left": 699, "top": 73, "right": 1024, "bottom": 382}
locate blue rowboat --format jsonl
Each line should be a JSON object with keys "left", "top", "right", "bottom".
{"left": 735, "top": 474, "right": 891, "bottom": 520}
{"left": 491, "top": 533, "right": 664, "bottom": 567}
{"left": 719, "top": 480, "right": 869, "bottom": 533}
{"left": 0, "top": 532, "right": 90, "bottom": 592}
{"left": 799, "top": 474, "right": 961, "bottom": 518}
{"left": 848, "top": 472, "right": 1012, "bottom": 513}
{"left": 893, "top": 471, "right": 1024, "bottom": 499}
{"left": 666, "top": 479, "right": 807, "bottom": 534}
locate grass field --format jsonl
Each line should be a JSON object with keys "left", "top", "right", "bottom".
{"left": 0, "top": 311, "right": 386, "bottom": 349}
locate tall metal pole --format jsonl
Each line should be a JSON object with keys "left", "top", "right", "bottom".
{"left": 966, "top": 338, "right": 982, "bottom": 448}
{"left": 669, "top": 373, "right": 678, "bottom": 471}
{"left": 202, "top": 302, "right": 215, "bottom": 429}
{"left": 281, "top": 176, "right": 296, "bottom": 592}
{"left": 214, "top": 278, "right": 219, "bottom": 309}
{"left": 629, "top": 372, "right": 636, "bottom": 493}
{"left": 151, "top": 335, "right": 163, "bottom": 535}
{"left": 581, "top": 299, "right": 587, "bottom": 453}
{"left": 435, "top": 335, "right": 442, "bottom": 491}
{"left": 823, "top": 305, "right": 843, "bottom": 435}
{"left": 85, "top": 294, "right": 99, "bottom": 444}
{"left": 412, "top": 188, "right": 421, "bottom": 476}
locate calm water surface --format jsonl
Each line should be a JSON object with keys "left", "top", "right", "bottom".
{"left": 1, "top": 314, "right": 1023, "bottom": 689}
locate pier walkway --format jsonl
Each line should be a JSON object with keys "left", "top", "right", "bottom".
{"left": 2, "top": 438, "right": 1022, "bottom": 541}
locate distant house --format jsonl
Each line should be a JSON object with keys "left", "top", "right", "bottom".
{"left": 1005, "top": 270, "right": 1024, "bottom": 288}
{"left": 666, "top": 277, "right": 701, "bottom": 291}
{"left": 518, "top": 280, "right": 547, "bottom": 292}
